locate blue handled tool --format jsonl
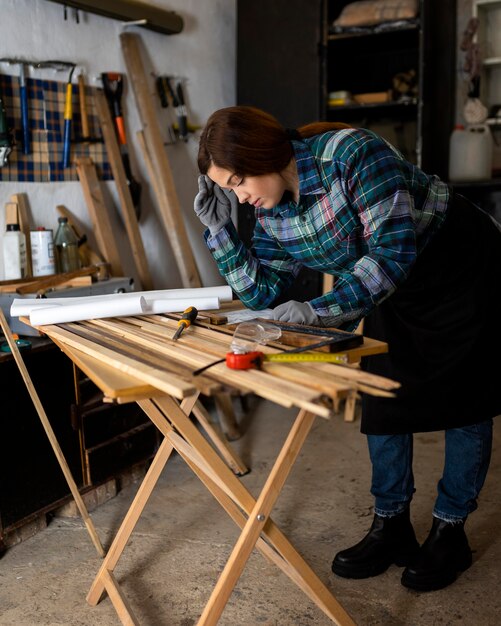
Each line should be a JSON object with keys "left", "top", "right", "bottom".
{"left": 62, "top": 64, "right": 76, "bottom": 168}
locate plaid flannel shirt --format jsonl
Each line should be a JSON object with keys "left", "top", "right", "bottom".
{"left": 204, "top": 128, "right": 449, "bottom": 329}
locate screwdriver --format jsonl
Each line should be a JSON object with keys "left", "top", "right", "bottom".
{"left": 172, "top": 306, "right": 198, "bottom": 341}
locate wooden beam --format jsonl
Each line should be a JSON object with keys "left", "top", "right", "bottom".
{"left": 93, "top": 89, "right": 153, "bottom": 291}
{"left": 10, "top": 194, "right": 33, "bottom": 277}
{"left": 120, "top": 32, "right": 202, "bottom": 289}
{"left": 76, "top": 157, "right": 123, "bottom": 278}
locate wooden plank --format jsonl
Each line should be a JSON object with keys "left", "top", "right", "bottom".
{"left": 11, "top": 194, "right": 33, "bottom": 277}
{"left": 15, "top": 265, "right": 100, "bottom": 295}
{"left": 76, "top": 157, "right": 123, "bottom": 277}
{"left": 49, "top": 317, "right": 332, "bottom": 417}
{"left": 93, "top": 89, "right": 153, "bottom": 291}
{"left": 38, "top": 323, "right": 196, "bottom": 400}
{"left": 82, "top": 318, "right": 334, "bottom": 416}
{"left": 120, "top": 32, "right": 201, "bottom": 289}
{"left": 50, "top": 336, "right": 158, "bottom": 401}
{"left": 125, "top": 315, "right": 398, "bottom": 392}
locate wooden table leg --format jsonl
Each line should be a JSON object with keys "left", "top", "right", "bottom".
{"left": 88, "top": 393, "right": 355, "bottom": 626}
{"left": 86, "top": 434, "right": 175, "bottom": 608}
{"left": 152, "top": 396, "right": 356, "bottom": 626}
{"left": 192, "top": 399, "right": 248, "bottom": 475}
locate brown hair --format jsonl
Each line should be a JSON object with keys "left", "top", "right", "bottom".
{"left": 197, "top": 106, "right": 351, "bottom": 176}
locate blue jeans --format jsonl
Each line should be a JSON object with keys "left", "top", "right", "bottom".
{"left": 367, "top": 420, "right": 493, "bottom": 522}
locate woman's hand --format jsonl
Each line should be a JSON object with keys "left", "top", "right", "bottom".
{"left": 272, "top": 300, "right": 322, "bottom": 325}
{"left": 194, "top": 175, "right": 237, "bottom": 235}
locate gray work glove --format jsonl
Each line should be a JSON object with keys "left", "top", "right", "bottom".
{"left": 194, "top": 175, "right": 237, "bottom": 235}
{"left": 272, "top": 300, "right": 322, "bottom": 325}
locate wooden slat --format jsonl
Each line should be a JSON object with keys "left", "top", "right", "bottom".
{"left": 76, "top": 157, "right": 123, "bottom": 277}
{"left": 83, "top": 318, "right": 336, "bottom": 415}
{"left": 94, "top": 89, "right": 153, "bottom": 291}
{"left": 123, "top": 314, "right": 399, "bottom": 392}
{"left": 11, "top": 194, "right": 33, "bottom": 277}
{"left": 120, "top": 32, "right": 201, "bottom": 289}
{"left": 44, "top": 318, "right": 332, "bottom": 418}
{"left": 39, "top": 323, "right": 196, "bottom": 400}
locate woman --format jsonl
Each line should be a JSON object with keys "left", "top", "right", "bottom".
{"left": 194, "top": 105, "right": 501, "bottom": 592}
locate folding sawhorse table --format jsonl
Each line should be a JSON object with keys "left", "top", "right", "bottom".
{"left": 31, "top": 314, "right": 395, "bottom": 625}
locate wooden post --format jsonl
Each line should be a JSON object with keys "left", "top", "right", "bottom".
{"left": 120, "top": 32, "right": 202, "bottom": 289}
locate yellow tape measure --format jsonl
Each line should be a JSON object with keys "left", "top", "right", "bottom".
{"left": 264, "top": 352, "right": 348, "bottom": 364}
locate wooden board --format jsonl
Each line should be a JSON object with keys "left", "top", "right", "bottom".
{"left": 76, "top": 157, "right": 123, "bottom": 277}
{"left": 120, "top": 32, "right": 201, "bottom": 289}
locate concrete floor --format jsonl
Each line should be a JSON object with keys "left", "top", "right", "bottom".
{"left": 0, "top": 397, "right": 500, "bottom": 626}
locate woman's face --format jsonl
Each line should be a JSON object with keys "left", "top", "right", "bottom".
{"left": 207, "top": 164, "right": 287, "bottom": 209}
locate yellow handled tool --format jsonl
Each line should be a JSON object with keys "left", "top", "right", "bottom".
{"left": 172, "top": 306, "right": 198, "bottom": 341}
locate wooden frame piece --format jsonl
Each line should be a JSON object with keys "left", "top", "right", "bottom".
{"left": 76, "top": 157, "right": 123, "bottom": 278}
{"left": 86, "top": 391, "right": 356, "bottom": 625}
{"left": 120, "top": 32, "right": 202, "bottom": 289}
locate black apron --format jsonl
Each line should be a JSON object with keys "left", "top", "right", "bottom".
{"left": 361, "top": 193, "right": 501, "bottom": 435}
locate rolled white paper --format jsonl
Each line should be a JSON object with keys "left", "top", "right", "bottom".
{"left": 11, "top": 285, "right": 232, "bottom": 317}
{"left": 30, "top": 296, "right": 147, "bottom": 326}
{"left": 143, "top": 296, "right": 219, "bottom": 314}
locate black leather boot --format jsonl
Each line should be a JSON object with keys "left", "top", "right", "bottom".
{"left": 401, "top": 517, "right": 472, "bottom": 591}
{"left": 332, "top": 508, "right": 419, "bottom": 579}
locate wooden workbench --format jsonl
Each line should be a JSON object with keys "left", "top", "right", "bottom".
{"left": 28, "top": 313, "right": 397, "bottom": 625}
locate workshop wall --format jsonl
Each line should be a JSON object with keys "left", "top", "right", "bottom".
{"left": 0, "top": 0, "right": 235, "bottom": 288}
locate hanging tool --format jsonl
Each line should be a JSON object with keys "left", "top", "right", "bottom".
{"left": 0, "top": 58, "right": 30, "bottom": 154}
{"left": 101, "top": 72, "right": 142, "bottom": 217}
{"left": 62, "top": 64, "right": 76, "bottom": 168}
{"left": 73, "top": 73, "right": 101, "bottom": 144}
{"left": 161, "top": 76, "right": 189, "bottom": 142}
{"left": 78, "top": 73, "right": 90, "bottom": 141}
{"left": 155, "top": 76, "right": 179, "bottom": 144}
{"left": 18, "top": 63, "right": 29, "bottom": 154}
{"left": 0, "top": 81, "right": 13, "bottom": 167}
{"left": 172, "top": 306, "right": 198, "bottom": 341}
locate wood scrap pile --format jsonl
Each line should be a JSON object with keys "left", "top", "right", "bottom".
{"left": 33, "top": 314, "right": 400, "bottom": 420}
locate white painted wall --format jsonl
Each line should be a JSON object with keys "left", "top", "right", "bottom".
{"left": 0, "top": 0, "right": 236, "bottom": 288}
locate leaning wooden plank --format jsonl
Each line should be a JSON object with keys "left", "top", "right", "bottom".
{"left": 76, "top": 157, "right": 123, "bottom": 277}
{"left": 0, "top": 309, "right": 105, "bottom": 557}
{"left": 39, "top": 324, "right": 196, "bottom": 400}
{"left": 94, "top": 89, "right": 153, "bottom": 291}
{"left": 11, "top": 194, "right": 33, "bottom": 277}
{"left": 120, "top": 32, "right": 201, "bottom": 289}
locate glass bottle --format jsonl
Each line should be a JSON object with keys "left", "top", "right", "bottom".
{"left": 54, "top": 217, "right": 80, "bottom": 273}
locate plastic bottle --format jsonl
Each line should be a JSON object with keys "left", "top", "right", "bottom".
{"left": 3, "top": 223, "right": 27, "bottom": 280}
{"left": 54, "top": 217, "right": 80, "bottom": 273}
{"left": 449, "top": 123, "right": 493, "bottom": 181}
